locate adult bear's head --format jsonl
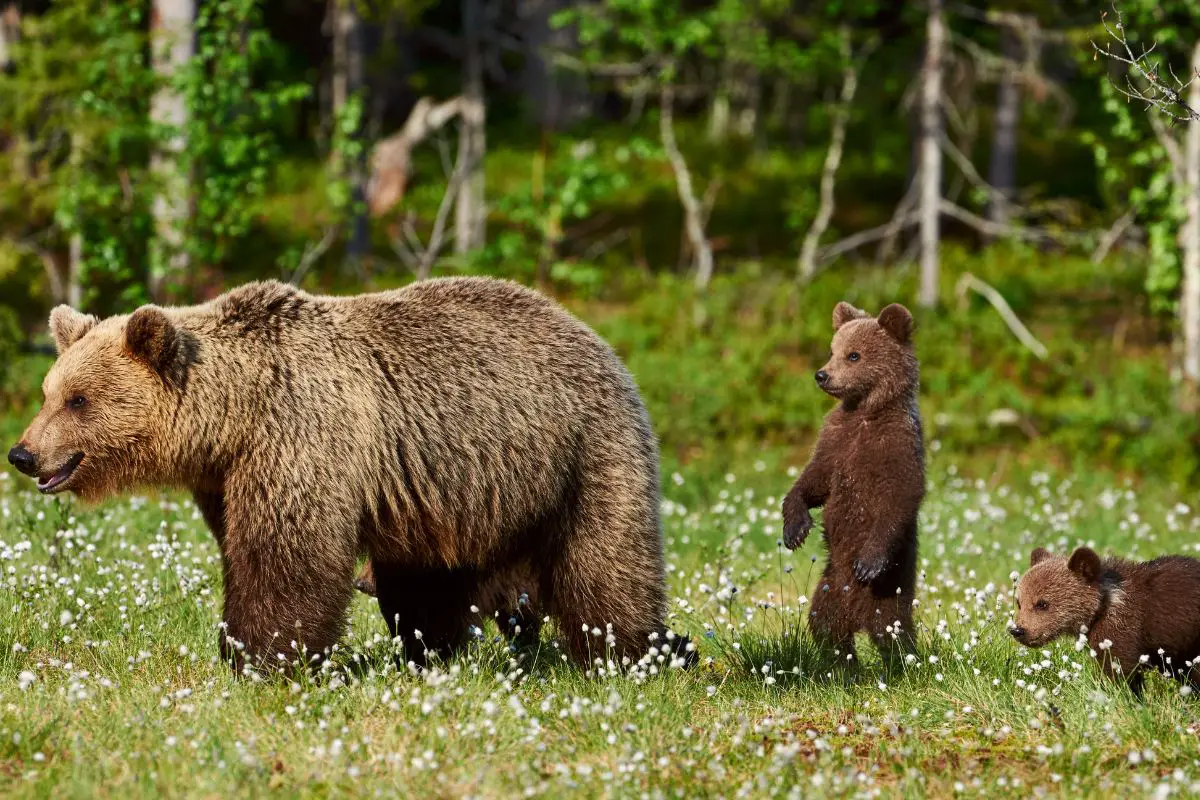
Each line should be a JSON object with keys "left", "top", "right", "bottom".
{"left": 8, "top": 304, "right": 198, "bottom": 501}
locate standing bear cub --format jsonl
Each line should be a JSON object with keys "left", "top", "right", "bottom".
{"left": 1012, "top": 547, "right": 1200, "bottom": 695}
{"left": 782, "top": 302, "right": 924, "bottom": 661}
{"left": 8, "top": 278, "right": 690, "bottom": 674}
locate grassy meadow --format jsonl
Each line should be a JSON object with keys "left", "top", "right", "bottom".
{"left": 3, "top": 440, "right": 1200, "bottom": 797}
{"left": 2, "top": 257, "right": 1200, "bottom": 798}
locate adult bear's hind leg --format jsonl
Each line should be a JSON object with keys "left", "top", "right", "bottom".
{"left": 372, "top": 563, "right": 477, "bottom": 669}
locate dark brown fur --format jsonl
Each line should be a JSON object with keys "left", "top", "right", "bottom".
{"left": 12, "top": 278, "right": 689, "bottom": 674}
{"left": 781, "top": 302, "right": 924, "bottom": 661}
{"left": 1013, "top": 547, "right": 1200, "bottom": 695}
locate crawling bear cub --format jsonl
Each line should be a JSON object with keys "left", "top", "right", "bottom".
{"left": 782, "top": 302, "right": 924, "bottom": 661}
{"left": 1012, "top": 547, "right": 1200, "bottom": 695}
{"left": 8, "top": 278, "right": 692, "bottom": 674}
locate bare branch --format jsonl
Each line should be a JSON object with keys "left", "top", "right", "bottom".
{"left": 367, "top": 96, "right": 466, "bottom": 218}
{"left": 1091, "top": 205, "right": 1139, "bottom": 263}
{"left": 1092, "top": 5, "right": 1200, "bottom": 123}
{"left": 956, "top": 272, "right": 1049, "bottom": 359}
{"left": 799, "top": 29, "right": 872, "bottom": 281}
{"left": 287, "top": 225, "right": 338, "bottom": 286}
{"left": 660, "top": 82, "right": 714, "bottom": 291}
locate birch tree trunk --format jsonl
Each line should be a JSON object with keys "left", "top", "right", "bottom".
{"left": 987, "top": 28, "right": 1021, "bottom": 231}
{"left": 798, "top": 30, "right": 860, "bottom": 281}
{"left": 1180, "top": 40, "right": 1200, "bottom": 402}
{"left": 149, "top": 0, "right": 194, "bottom": 302}
{"left": 330, "top": 0, "right": 368, "bottom": 262}
{"left": 917, "top": 0, "right": 944, "bottom": 309}
{"left": 455, "top": 0, "right": 487, "bottom": 254}
{"left": 660, "top": 84, "right": 714, "bottom": 291}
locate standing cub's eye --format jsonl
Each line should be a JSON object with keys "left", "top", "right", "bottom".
{"left": 848, "top": 352, "right": 861, "bottom": 363}
{"left": 1033, "top": 600, "right": 1049, "bottom": 611}
{"left": 67, "top": 395, "right": 87, "bottom": 410}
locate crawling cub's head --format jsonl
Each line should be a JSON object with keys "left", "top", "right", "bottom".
{"left": 1010, "top": 547, "right": 1105, "bottom": 648}
{"left": 815, "top": 302, "right": 917, "bottom": 408}
{"left": 7, "top": 305, "right": 196, "bottom": 501}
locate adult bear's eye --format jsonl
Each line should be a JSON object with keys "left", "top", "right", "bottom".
{"left": 67, "top": 395, "right": 87, "bottom": 410}
{"left": 848, "top": 352, "right": 860, "bottom": 363}
{"left": 1034, "top": 600, "right": 1049, "bottom": 611}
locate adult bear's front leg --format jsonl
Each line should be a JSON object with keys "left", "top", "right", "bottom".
{"left": 217, "top": 479, "right": 359, "bottom": 675}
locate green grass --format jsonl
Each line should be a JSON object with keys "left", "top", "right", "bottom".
{"left": 3, "top": 449, "right": 1200, "bottom": 798}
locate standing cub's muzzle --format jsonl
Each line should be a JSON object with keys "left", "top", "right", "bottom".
{"left": 7, "top": 444, "right": 37, "bottom": 476}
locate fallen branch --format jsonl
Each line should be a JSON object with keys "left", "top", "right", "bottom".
{"left": 367, "top": 96, "right": 466, "bottom": 218}
{"left": 390, "top": 153, "right": 467, "bottom": 280}
{"left": 955, "top": 271, "right": 1048, "bottom": 359}
{"left": 818, "top": 210, "right": 919, "bottom": 266}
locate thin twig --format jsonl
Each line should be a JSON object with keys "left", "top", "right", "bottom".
{"left": 1092, "top": 5, "right": 1200, "bottom": 123}
{"left": 288, "top": 225, "right": 338, "bottom": 286}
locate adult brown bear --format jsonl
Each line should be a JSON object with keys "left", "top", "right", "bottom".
{"left": 8, "top": 278, "right": 690, "bottom": 673}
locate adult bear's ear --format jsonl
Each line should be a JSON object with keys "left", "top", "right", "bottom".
{"left": 833, "top": 301, "right": 868, "bottom": 330}
{"left": 1067, "top": 547, "right": 1102, "bottom": 583}
{"left": 1030, "top": 547, "right": 1051, "bottom": 567}
{"left": 878, "top": 303, "right": 915, "bottom": 344}
{"left": 49, "top": 306, "right": 98, "bottom": 355}
{"left": 125, "top": 306, "right": 181, "bottom": 377}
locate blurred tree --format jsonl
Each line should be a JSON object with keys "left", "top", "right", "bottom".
{"left": 149, "top": 0, "right": 195, "bottom": 302}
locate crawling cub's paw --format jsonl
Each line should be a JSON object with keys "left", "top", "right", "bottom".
{"left": 853, "top": 555, "right": 890, "bottom": 584}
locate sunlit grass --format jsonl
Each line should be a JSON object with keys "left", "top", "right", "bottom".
{"left": 2, "top": 449, "right": 1200, "bottom": 797}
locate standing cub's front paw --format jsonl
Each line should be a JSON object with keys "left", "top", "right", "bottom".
{"left": 853, "top": 554, "right": 890, "bottom": 584}
{"left": 782, "top": 497, "right": 813, "bottom": 550}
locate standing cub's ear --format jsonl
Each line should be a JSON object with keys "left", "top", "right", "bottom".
{"left": 1067, "top": 547, "right": 1102, "bottom": 583}
{"left": 49, "top": 306, "right": 99, "bottom": 355}
{"left": 877, "top": 303, "right": 915, "bottom": 344}
{"left": 1030, "top": 547, "right": 1052, "bottom": 567}
{"left": 125, "top": 306, "right": 179, "bottom": 375}
{"left": 832, "top": 301, "right": 868, "bottom": 330}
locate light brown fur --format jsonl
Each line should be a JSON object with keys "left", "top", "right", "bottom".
{"left": 12, "top": 278, "right": 688, "bottom": 673}
{"left": 781, "top": 302, "right": 924, "bottom": 662}
{"left": 1013, "top": 547, "right": 1200, "bottom": 695}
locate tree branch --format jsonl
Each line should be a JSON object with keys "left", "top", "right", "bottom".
{"left": 1092, "top": 5, "right": 1200, "bottom": 124}
{"left": 955, "top": 271, "right": 1049, "bottom": 359}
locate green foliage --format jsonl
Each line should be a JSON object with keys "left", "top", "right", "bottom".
{"left": 0, "top": 0, "right": 156, "bottom": 309}
{"left": 176, "top": 0, "right": 311, "bottom": 271}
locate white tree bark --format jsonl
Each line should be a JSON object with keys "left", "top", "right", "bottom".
{"left": 1181, "top": 41, "right": 1200, "bottom": 394}
{"left": 798, "top": 30, "right": 861, "bottom": 281}
{"left": 917, "top": 0, "right": 944, "bottom": 309}
{"left": 0, "top": 4, "right": 20, "bottom": 71}
{"left": 660, "top": 84, "right": 714, "bottom": 291}
{"left": 329, "top": 0, "right": 368, "bottom": 261}
{"left": 987, "top": 27, "right": 1021, "bottom": 230}
{"left": 455, "top": 0, "right": 487, "bottom": 254}
{"left": 149, "top": 0, "right": 194, "bottom": 301}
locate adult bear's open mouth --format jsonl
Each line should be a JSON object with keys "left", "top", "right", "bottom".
{"left": 37, "top": 452, "right": 84, "bottom": 494}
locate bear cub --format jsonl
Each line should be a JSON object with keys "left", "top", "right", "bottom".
{"left": 1012, "top": 547, "right": 1200, "bottom": 695}
{"left": 782, "top": 301, "right": 924, "bottom": 662}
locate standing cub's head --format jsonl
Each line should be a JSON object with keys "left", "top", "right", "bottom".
{"left": 815, "top": 302, "right": 917, "bottom": 408}
{"left": 1010, "top": 547, "right": 1107, "bottom": 648}
{"left": 6, "top": 305, "right": 197, "bottom": 501}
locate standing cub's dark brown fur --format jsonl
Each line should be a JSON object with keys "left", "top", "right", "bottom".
{"left": 10, "top": 278, "right": 689, "bottom": 673}
{"left": 1012, "top": 547, "right": 1200, "bottom": 695}
{"left": 782, "top": 302, "right": 924, "bottom": 661}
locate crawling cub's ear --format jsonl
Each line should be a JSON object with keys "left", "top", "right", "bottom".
{"left": 1067, "top": 547, "right": 1102, "bottom": 583}
{"left": 49, "top": 305, "right": 98, "bottom": 355}
{"left": 125, "top": 306, "right": 179, "bottom": 376}
{"left": 877, "top": 303, "right": 915, "bottom": 344}
{"left": 833, "top": 301, "right": 868, "bottom": 330}
{"left": 1030, "top": 547, "right": 1051, "bottom": 567}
